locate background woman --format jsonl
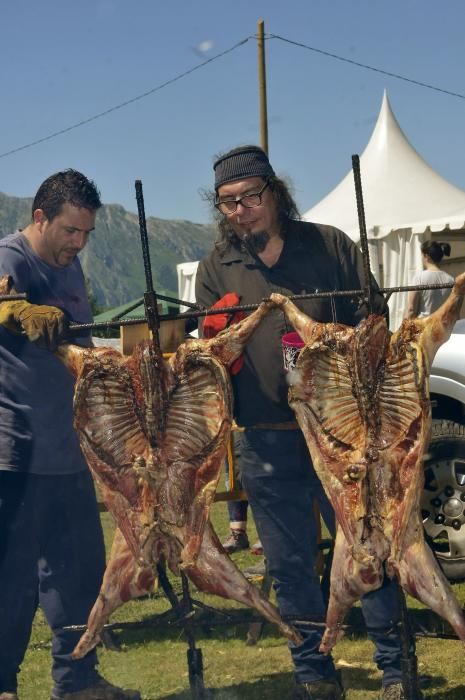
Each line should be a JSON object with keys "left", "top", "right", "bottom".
{"left": 404, "top": 240, "right": 454, "bottom": 319}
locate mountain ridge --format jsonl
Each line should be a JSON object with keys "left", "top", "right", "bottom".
{"left": 0, "top": 191, "right": 216, "bottom": 308}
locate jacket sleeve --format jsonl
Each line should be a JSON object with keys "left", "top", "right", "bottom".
{"left": 195, "top": 257, "right": 222, "bottom": 338}
{"left": 195, "top": 258, "right": 220, "bottom": 309}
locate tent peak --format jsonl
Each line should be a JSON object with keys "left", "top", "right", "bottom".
{"left": 303, "top": 90, "right": 465, "bottom": 241}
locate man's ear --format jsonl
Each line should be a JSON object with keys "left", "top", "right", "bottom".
{"left": 33, "top": 208, "right": 47, "bottom": 226}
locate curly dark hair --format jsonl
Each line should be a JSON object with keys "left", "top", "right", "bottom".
{"left": 203, "top": 174, "right": 300, "bottom": 249}
{"left": 32, "top": 169, "right": 102, "bottom": 221}
{"left": 421, "top": 240, "right": 451, "bottom": 264}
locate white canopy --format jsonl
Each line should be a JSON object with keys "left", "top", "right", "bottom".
{"left": 303, "top": 91, "right": 465, "bottom": 328}
{"left": 177, "top": 260, "right": 199, "bottom": 310}
{"left": 303, "top": 90, "right": 465, "bottom": 241}
{"left": 177, "top": 260, "right": 199, "bottom": 336}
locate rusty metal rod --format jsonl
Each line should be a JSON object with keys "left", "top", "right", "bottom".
{"left": 0, "top": 293, "right": 27, "bottom": 301}
{"left": 107, "top": 294, "right": 200, "bottom": 324}
{"left": 67, "top": 282, "right": 455, "bottom": 333}
{"left": 63, "top": 611, "right": 465, "bottom": 641}
{"left": 352, "top": 154, "right": 374, "bottom": 312}
{"left": 134, "top": 179, "right": 161, "bottom": 346}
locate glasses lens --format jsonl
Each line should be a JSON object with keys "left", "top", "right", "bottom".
{"left": 216, "top": 182, "right": 268, "bottom": 214}
{"left": 241, "top": 193, "right": 262, "bottom": 208}
{"left": 217, "top": 200, "right": 237, "bottom": 214}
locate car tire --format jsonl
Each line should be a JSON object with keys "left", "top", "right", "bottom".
{"left": 421, "top": 419, "right": 465, "bottom": 582}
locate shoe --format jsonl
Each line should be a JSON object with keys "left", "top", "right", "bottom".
{"left": 380, "top": 683, "right": 418, "bottom": 700}
{"left": 221, "top": 529, "right": 249, "bottom": 554}
{"left": 50, "top": 677, "right": 141, "bottom": 700}
{"left": 250, "top": 539, "right": 263, "bottom": 555}
{"left": 292, "top": 678, "right": 345, "bottom": 699}
{"left": 243, "top": 559, "right": 267, "bottom": 580}
{"left": 0, "top": 693, "right": 19, "bottom": 700}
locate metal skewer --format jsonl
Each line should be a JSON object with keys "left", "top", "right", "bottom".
{"left": 351, "top": 154, "right": 422, "bottom": 700}
{"left": 134, "top": 180, "right": 161, "bottom": 347}
{"left": 66, "top": 282, "right": 455, "bottom": 334}
{"left": 352, "top": 154, "right": 374, "bottom": 313}
{"left": 134, "top": 179, "right": 206, "bottom": 699}
{"left": 0, "top": 293, "right": 27, "bottom": 301}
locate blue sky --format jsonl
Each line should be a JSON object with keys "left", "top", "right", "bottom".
{"left": 2, "top": 1, "right": 464, "bottom": 225}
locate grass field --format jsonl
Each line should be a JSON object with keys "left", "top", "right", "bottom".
{"left": 18, "top": 504, "right": 465, "bottom": 700}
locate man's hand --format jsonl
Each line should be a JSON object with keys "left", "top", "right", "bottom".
{"left": 0, "top": 300, "right": 67, "bottom": 351}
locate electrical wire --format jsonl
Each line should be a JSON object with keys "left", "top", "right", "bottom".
{"left": 1, "top": 31, "right": 464, "bottom": 160}
{"left": 269, "top": 33, "right": 465, "bottom": 100}
{"left": 0, "top": 37, "right": 251, "bottom": 159}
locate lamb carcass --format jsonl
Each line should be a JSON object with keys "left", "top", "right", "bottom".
{"left": 56, "top": 301, "right": 301, "bottom": 657}
{"left": 271, "top": 272, "right": 465, "bottom": 653}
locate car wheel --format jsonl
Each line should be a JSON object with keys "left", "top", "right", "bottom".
{"left": 421, "top": 419, "right": 465, "bottom": 582}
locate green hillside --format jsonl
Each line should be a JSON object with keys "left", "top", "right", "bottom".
{"left": 0, "top": 192, "right": 216, "bottom": 308}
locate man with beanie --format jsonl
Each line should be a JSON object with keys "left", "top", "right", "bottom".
{"left": 195, "top": 146, "right": 411, "bottom": 700}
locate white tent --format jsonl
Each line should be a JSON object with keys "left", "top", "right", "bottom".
{"left": 177, "top": 260, "right": 199, "bottom": 336}
{"left": 303, "top": 91, "right": 465, "bottom": 328}
{"left": 177, "top": 260, "right": 199, "bottom": 310}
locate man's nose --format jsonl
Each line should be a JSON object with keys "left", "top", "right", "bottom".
{"left": 72, "top": 231, "right": 88, "bottom": 249}
{"left": 235, "top": 201, "right": 248, "bottom": 219}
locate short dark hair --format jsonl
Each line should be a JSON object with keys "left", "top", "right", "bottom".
{"left": 32, "top": 169, "right": 102, "bottom": 221}
{"left": 421, "top": 240, "right": 451, "bottom": 264}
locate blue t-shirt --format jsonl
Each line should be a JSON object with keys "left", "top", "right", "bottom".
{"left": 0, "top": 231, "right": 92, "bottom": 474}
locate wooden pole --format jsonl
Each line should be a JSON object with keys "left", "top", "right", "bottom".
{"left": 257, "top": 19, "right": 269, "bottom": 155}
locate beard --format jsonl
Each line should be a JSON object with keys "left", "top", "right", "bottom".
{"left": 242, "top": 230, "right": 271, "bottom": 255}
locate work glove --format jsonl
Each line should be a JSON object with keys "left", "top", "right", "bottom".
{"left": 0, "top": 299, "right": 67, "bottom": 351}
{"left": 203, "top": 293, "right": 246, "bottom": 374}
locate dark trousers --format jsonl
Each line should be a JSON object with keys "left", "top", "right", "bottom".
{"left": 241, "top": 428, "right": 403, "bottom": 686}
{"left": 0, "top": 470, "right": 106, "bottom": 695}
{"left": 226, "top": 432, "right": 249, "bottom": 524}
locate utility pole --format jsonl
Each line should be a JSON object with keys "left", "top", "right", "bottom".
{"left": 257, "top": 19, "right": 269, "bottom": 155}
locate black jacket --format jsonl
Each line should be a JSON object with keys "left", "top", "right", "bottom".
{"left": 195, "top": 219, "right": 386, "bottom": 427}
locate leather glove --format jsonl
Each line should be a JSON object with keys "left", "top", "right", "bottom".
{"left": 203, "top": 293, "right": 246, "bottom": 374}
{"left": 0, "top": 299, "right": 67, "bottom": 351}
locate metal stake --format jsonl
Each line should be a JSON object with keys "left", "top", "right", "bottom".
{"left": 352, "top": 154, "right": 374, "bottom": 313}
{"left": 397, "top": 586, "right": 423, "bottom": 699}
{"left": 134, "top": 179, "right": 206, "bottom": 697}
{"left": 134, "top": 180, "right": 161, "bottom": 346}
{"left": 181, "top": 572, "right": 205, "bottom": 699}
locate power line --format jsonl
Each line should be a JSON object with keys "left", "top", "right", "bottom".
{"left": 0, "top": 37, "right": 251, "bottom": 160}
{"left": 1, "top": 32, "right": 464, "bottom": 160}
{"left": 269, "top": 33, "right": 465, "bottom": 101}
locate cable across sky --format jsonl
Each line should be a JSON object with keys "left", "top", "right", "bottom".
{"left": 1, "top": 32, "right": 464, "bottom": 161}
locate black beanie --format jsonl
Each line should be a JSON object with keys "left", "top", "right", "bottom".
{"left": 214, "top": 145, "right": 275, "bottom": 190}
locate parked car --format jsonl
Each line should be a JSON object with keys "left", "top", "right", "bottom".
{"left": 422, "top": 319, "right": 465, "bottom": 581}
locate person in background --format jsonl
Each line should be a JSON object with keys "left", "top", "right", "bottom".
{"left": 202, "top": 297, "right": 262, "bottom": 555}
{"left": 221, "top": 432, "right": 263, "bottom": 556}
{"left": 196, "top": 145, "right": 412, "bottom": 700}
{"left": 0, "top": 170, "right": 140, "bottom": 700}
{"left": 404, "top": 240, "right": 454, "bottom": 319}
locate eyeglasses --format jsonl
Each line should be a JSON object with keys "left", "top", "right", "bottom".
{"left": 215, "top": 180, "right": 270, "bottom": 215}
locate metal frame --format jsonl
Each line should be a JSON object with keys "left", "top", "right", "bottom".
{"left": 64, "top": 164, "right": 458, "bottom": 698}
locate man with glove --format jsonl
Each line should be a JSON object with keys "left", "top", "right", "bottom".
{"left": 0, "top": 170, "right": 141, "bottom": 700}
{"left": 196, "top": 146, "right": 409, "bottom": 700}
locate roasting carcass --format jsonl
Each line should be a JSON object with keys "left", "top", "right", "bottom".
{"left": 55, "top": 301, "right": 301, "bottom": 657}
{"left": 271, "top": 272, "right": 465, "bottom": 653}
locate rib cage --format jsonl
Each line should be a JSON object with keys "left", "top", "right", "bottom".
{"left": 54, "top": 298, "right": 302, "bottom": 656}
{"left": 271, "top": 275, "right": 465, "bottom": 653}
